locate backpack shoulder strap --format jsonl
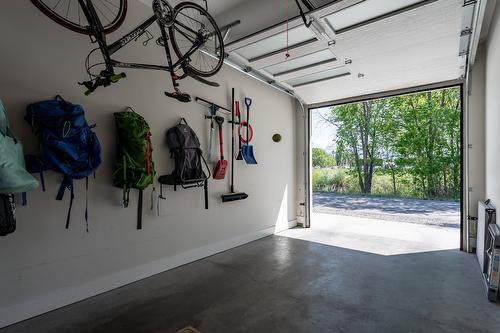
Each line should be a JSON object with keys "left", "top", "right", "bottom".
{"left": 56, "top": 175, "right": 74, "bottom": 229}
{"left": 137, "top": 189, "right": 143, "bottom": 230}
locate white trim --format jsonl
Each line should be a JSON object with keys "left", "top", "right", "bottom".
{"left": 274, "top": 219, "right": 298, "bottom": 233}
{"left": 0, "top": 227, "right": 275, "bottom": 328}
{"left": 470, "top": 0, "right": 488, "bottom": 66}
{"left": 308, "top": 79, "right": 464, "bottom": 109}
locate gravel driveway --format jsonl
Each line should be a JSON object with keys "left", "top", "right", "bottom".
{"left": 313, "top": 192, "right": 460, "bottom": 228}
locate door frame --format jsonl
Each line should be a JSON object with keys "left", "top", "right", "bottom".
{"left": 304, "top": 79, "right": 466, "bottom": 250}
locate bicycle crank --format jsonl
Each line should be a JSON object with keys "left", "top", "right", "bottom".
{"left": 153, "top": 0, "right": 174, "bottom": 27}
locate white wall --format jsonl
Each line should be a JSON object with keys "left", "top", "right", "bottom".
{"left": 467, "top": 45, "right": 486, "bottom": 216}
{"left": 485, "top": 2, "right": 500, "bottom": 207}
{"left": 0, "top": 1, "right": 297, "bottom": 327}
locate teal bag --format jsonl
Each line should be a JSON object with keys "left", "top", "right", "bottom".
{"left": 0, "top": 100, "right": 39, "bottom": 194}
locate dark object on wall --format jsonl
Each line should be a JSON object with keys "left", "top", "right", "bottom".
{"left": 159, "top": 118, "right": 210, "bottom": 209}
{"left": 213, "top": 116, "right": 228, "bottom": 180}
{"left": 484, "top": 223, "right": 500, "bottom": 302}
{"left": 236, "top": 101, "right": 243, "bottom": 161}
{"left": 477, "top": 200, "right": 496, "bottom": 272}
{"left": 112, "top": 107, "right": 155, "bottom": 230}
{"left": 25, "top": 95, "right": 102, "bottom": 231}
{"left": 272, "top": 134, "right": 282, "bottom": 143}
{"left": 222, "top": 88, "right": 248, "bottom": 203}
{"left": 0, "top": 194, "right": 16, "bottom": 236}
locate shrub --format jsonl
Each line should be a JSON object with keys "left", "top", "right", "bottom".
{"left": 313, "top": 168, "right": 423, "bottom": 198}
{"left": 312, "top": 168, "right": 350, "bottom": 192}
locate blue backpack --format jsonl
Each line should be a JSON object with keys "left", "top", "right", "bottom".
{"left": 25, "top": 95, "right": 102, "bottom": 230}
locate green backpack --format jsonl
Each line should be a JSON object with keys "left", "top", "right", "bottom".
{"left": 112, "top": 108, "right": 155, "bottom": 229}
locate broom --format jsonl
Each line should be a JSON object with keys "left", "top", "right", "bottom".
{"left": 222, "top": 88, "right": 248, "bottom": 202}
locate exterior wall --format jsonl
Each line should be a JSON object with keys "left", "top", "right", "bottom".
{"left": 467, "top": 45, "right": 486, "bottom": 217}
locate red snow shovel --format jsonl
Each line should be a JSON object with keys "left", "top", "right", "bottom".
{"left": 213, "top": 116, "right": 228, "bottom": 180}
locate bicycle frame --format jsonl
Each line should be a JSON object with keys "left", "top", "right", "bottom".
{"left": 79, "top": 0, "right": 205, "bottom": 79}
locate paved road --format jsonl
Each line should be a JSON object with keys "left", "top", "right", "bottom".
{"left": 313, "top": 192, "right": 461, "bottom": 228}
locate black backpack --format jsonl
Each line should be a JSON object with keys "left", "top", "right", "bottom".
{"left": 158, "top": 119, "right": 210, "bottom": 210}
{"left": 159, "top": 118, "right": 210, "bottom": 187}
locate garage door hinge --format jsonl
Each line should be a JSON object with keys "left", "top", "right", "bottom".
{"left": 461, "top": 28, "right": 473, "bottom": 36}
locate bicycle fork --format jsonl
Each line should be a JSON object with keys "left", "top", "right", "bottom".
{"left": 79, "top": 0, "right": 115, "bottom": 75}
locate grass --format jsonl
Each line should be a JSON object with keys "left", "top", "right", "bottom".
{"left": 312, "top": 168, "right": 458, "bottom": 200}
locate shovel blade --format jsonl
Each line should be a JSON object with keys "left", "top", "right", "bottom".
{"left": 242, "top": 145, "right": 257, "bottom": 165}
{"left": 213, "top": 160, "right": 228, "bottom": 179}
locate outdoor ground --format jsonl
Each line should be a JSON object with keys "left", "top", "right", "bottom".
{"left": 279, "top": 192, "right": 462, "bottom": 255}
{"left": 313, "top": 192, "right": 461, "bottom": 228}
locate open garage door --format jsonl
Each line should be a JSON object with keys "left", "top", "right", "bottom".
{"left": 222, "top": 0, "right": 478, "bottom": 105}
{"left": 308, "top": 84, "right": 464, "bottom": 253}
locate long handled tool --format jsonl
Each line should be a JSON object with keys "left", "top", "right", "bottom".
{"left": 207, "top": 104, "right": 218, "bottom": 162}
{"left": 241, "top": 98, "right": 258, "bottom": 164}
{"left": 222, "top": 88, "right": 248, "bottom": 202}
{"left": 236, "top": 101, "right": 243, "bottom": 161}
{"left": 213, "top": 116, "right": 228, "bottom": 180}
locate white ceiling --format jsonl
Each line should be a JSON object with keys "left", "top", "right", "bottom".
{"left": 221, "top": 0, "right": 466, "bottom": 105}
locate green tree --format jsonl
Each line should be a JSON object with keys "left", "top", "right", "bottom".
{"left": 317, "top": 86, "right": 461, "bottom": 199}
{"left": 393, "top": 88, "right": 461, "bottom": 198}
{"left": 322, "top": 100, "right": 393, "bottom": 194}
{"left": 312, "top": 147, "right": 336, "bottom": 168}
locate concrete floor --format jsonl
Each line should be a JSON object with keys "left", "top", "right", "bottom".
{"left": 3, "top": 229, "right": 500, "bottom": 332}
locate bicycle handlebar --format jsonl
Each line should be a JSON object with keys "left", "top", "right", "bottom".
{"left": 83, "top": 72, "right": 126, "bottom": 96}
{"left": 110, "top": 72, "right": 127, "bottom": 83}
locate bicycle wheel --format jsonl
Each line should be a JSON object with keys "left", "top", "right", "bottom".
{"left": 169, "top": 2, "right": 224, "bottom": 77}
{"left": 31, "top": 0, "right": 127, "bottom": 35}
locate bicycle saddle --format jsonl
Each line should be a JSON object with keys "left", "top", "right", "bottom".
{"left": 165, "top": 91, "right": 192, "bottom": 103}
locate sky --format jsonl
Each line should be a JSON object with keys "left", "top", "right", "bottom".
{"left": 311, "top": 107, "right": 337, "bottom": 152}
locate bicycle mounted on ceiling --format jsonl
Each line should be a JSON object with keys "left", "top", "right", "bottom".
{"left": 294, "top": 0, "right": 315, "bottom": 27}
{"left": 30, "top": 0, "right": 225, "bottom": 103}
